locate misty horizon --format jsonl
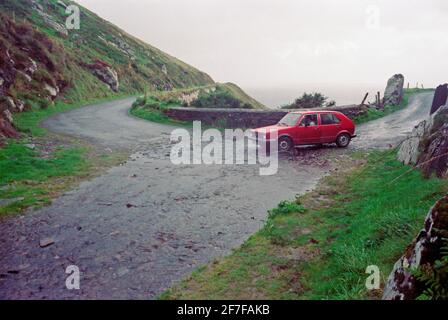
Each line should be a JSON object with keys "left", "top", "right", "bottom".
{"left": 76, "top": 0, "right": 448, "bottom": 106}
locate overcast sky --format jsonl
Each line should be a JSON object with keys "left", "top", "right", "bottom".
{"left": 76, "top": 0, "right": 448, "bottom": 105}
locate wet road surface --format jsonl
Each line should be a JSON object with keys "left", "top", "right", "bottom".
{"left": 0, "top": 92, "right": 433, "bottom": 299}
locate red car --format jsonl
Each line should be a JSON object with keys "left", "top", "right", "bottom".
{"left": 251, "top": 110, "right": 356, "bottom": 151}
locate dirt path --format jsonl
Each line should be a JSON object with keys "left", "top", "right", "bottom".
{"left": 0, "top": 92, "right": 433, "bottom": 299}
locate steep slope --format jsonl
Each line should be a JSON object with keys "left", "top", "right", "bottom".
{"left": 0, "top": 0, "right": 214, "bottom": 94}
{"left": 0, "top": 0, "right": 215, "bottom": 140}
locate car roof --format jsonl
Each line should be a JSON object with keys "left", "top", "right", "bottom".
{"left": 288, "top": 110, "right": 340, "bottom": 114}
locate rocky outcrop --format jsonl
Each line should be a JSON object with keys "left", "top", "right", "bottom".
{"left": 44, "top": 83, "right": 59, "bottom": 98}
{"left": 1, "top": 14, "right": 67, "bottom": 97}
{"left": 418, "top": 119, "right": 448, "bottom": 178}
{"left": 383, "top": 74, "right": 405, "bottom": 106}
{"left": 98, "top": 34, "right": 135, "bottom": 59}
{"left": 0, "top": 97, "right": 20, "bottom": 142}
{"left": 397, "top": 118, "right": 431, "bottom": 165}
{"left": 430, "top": 84, "right": 448, "bottom": 115}
{"left": 179, "top": 87, "right": 216, "bottom": 106}
{"left": 0, "top": 14, "right": 68, "bottom": 143}
{"left": 30, "top": 0, "right": 68, "bottom": 37}
{"left": 382, "top": 195, "right": 448, "bottom": 300}
{"left": 85, "top": 60, "right": 119, "bottom": 92}
{"left": 398, "top": 104, "right": 448, "bottom": 178}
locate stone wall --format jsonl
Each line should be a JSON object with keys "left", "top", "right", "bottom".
{"left": 164, "top": 104, "right": 368, "bottom": 129}
{"left": 164, "top": 107, "right": 287, "bottom": 128}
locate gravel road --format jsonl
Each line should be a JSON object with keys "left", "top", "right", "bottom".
{"left": 0, "top": 92, "right": 433, "bottom": 299}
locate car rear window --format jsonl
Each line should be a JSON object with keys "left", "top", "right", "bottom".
{"left": 321, "top": 113, "right": 341, "bottom": 125}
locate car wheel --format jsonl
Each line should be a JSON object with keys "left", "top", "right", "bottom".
{"left": 336, "top": 133, "right": 351, "bottom": 148}
{"left": 278, "top": 136, "right": 293, "bottom": 152}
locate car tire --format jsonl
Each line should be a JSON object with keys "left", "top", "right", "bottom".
{"left": 278, "top": 136, "right": 293, "bottom": 152}
{"left": 336, "top": 133, "right": 351, "bottom": 148}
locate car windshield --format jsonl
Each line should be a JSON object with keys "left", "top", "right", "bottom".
{"left": 278, "top": 113, "right": 302, "bottom": 126}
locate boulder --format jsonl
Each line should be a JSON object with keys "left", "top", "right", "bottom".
{"left": 44, "top": 83, "right": 59, "bottom": 98}
{"left": 398, "top": 105, "right": 448, "bottom": 178}
{"left": 418, "top": 108, "right": 448, "bottom": 178}
{"left": 3, "top": 109, "right": 13, "bottom": 123}
{"left": 397, "top": 119, "right": 431, "bottom": 165}
{"left": 16, "top": 99, "right": 25, "bottom": 112}
{"left": 382, "top": 195, "right": 448, "bottom": 300}
{"left": 25, "top": 58, "right": 38, "bottom": 75}
{"left": 30, "top": 0, "right": 68, "bottom": 37}
{"left": 430, "top": 84, "right": 448, "bottom": 115}
{"left": 0, "top": 110, "right": 20, "bottom": 140}
{"left": 86, "top": 60, "right": 119, "bottom": 92}
{"left": 4, "top": 97, "right": 24, "bottom": 113}
{"left": 162, "top": 65, "right": 168, "bottom": 76}
{"left": 383, "top": 74, "right": 404, "bottom": 106}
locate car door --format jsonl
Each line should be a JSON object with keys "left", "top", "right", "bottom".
{"left": 319, "top": 113, "right": 341, "bottom": 143}
{"left": 296, "top": 114, "right": 321, "bottom": 144}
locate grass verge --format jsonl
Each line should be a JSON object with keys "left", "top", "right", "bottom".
{"left": 354, "top": 88, "right": 434, "bottom": 124}
{"left": 161, "top": 150, "right": 447, "bottom": 300}
{"left": 129, "top": 96, "right": 187, "bottom": 126}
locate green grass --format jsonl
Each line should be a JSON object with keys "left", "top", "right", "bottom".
{"left": 0, "top": 142, "right": 87, "bottom": 184}
{"left": 0, "top": 142, "right": 88, "bottom": 215}
{"left": 0, "top": 0, "right": 214, "bottom": 95}
{"left": 130, "top": 106, "right": 173, "bottom": 125}
{"left": 162, "top": 150, "right": 447, "bottom": 300}
{"left": 129, "top": 96, "right": 189, "bottom": 126}
{"left": 354, "top": 88, "right": 434, "bottom": 124}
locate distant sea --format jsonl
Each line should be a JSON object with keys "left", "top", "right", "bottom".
{"left": 244, "top": 84, "right": 385, "bottom": 109}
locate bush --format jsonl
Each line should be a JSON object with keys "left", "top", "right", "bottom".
{"left": 190, "top": 88, "right": 250, "bottom": 109}
{"left": 282, "top": 92, "right": 328, "bottom": 109}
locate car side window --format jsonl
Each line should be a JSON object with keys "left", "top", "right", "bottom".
{"left": 320, "top": 113, "right": 341, "bottom": 125}
{"left": 300, "top": 114, "right": 318, "bottom": 127}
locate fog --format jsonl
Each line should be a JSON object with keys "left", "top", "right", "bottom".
{"left": 76, "top": 0, "right": 448, "bottom": 106}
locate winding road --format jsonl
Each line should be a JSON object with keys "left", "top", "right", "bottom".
{"left": 0, "top": 92, "right": 433, "bottom": 299}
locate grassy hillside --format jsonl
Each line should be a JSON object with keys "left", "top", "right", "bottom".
{"left": 0, "top": 0, "right": 214, "bottom": 107}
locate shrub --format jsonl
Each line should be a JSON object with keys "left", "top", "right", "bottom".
{"left": 282, "top": 92, "right": 328, "bottom": 109}
{"left": 191, "top": 88, "right": 247, "bottom": 109}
